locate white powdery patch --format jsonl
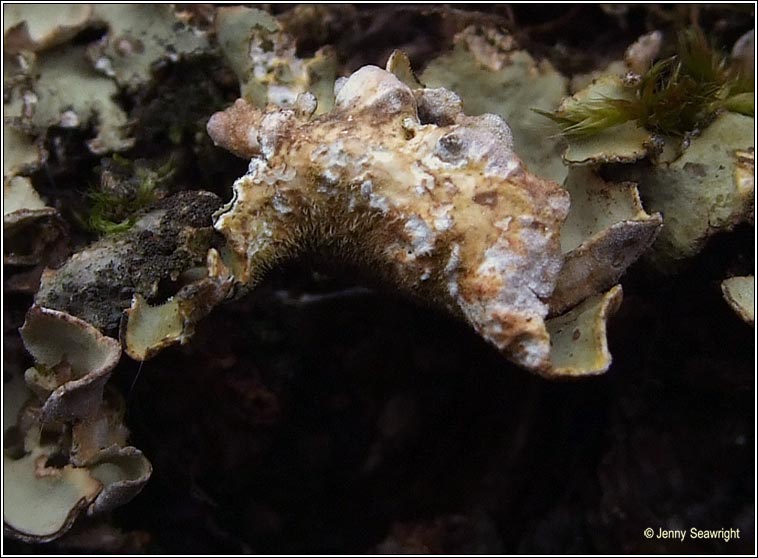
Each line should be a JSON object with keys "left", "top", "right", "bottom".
{"left": 463, "top": 216, "right": 556, "bottom": 360}
{"left": 513, "top": 338, "right": 548, "bottom": 371}
{"left": 402, "top": 117, "right": 425, "bottom": 136}
{"left": 246, "top": 157, "right": 266, "bottom": 178}
{"left": 471, "top": 114, "right": 520, "bottom": 178}
{"left": 445, "top": 243, "right": 461, "bottom": 298}
{"left": 423, "top": 148, "right": 466, "bottom": 171}
{"left": 246, "top": 221, "right": 275, "bottom": 262}
{"left": 369, "top": 194, "right": 390, "bottom": 213}
{"left": 484, "top": 151, "right": 520, "bottom": 179}
{"left": 272, "top": 193, "right": 292, "bottom": 214}
{"left": 456, "top": 291, "right": 550, "bottom": 369}
{"left": 411, "top": 162, "right": 436, "bottom": 196}
{"left": 94, "top": 56, "right": 115, "bottom": 77}
{"left": 355, "top": 179, "right": 389, "bottom": 213}
{"left": 426, "top": 115, "right": 521, "bottom": 180}
{"left": 294, "top": 92, "right": 318, "bottom": 118}
{"left": 472, "top": 113, "right": 514, "bottom": 151}
{"left": 465, "top": 215, "right": 561, "bottom": 361}
{"left": 59, "top": 110, "right": 79, "bottom": 128}
{"left": 321, "top": 141, "right": 350, "bottom": 183}
{"left": 249, "top": 35, "right": 307, "bottom": 107}
{"left": 460, "top": 124, "right": 520, "bottom": 180}
{"left": 250, "top": 41, "right": 275, "bottom": 80}
{"left": 404, "top": 215, "right": 436, "bottom": 257}
{"left": 431, "top": 203, "right": 454, "bottom": 232}
{"left": 268, "top": 84, "right": 299, "bottom": 107}
{"left": 21, "top": 91, "right": 37, "bottom": 118}
{"left": 494, "top": 217, "right": 513, "bottom": 231}
{"left": 335, "top": 66, "right": 413, "bottom": 113}
{"left": 259, "top": 111, "right": 295, "bottom": 160}
{"left": 515, "top": 224, "right": 563, "bottom": 299}
{"left": 247, "top": 158, "right": 296, "bottom": 186}
{"left": 415, "top": 88, "right": 463, "bottom": 125}
{"left": 247, "top": 127, "right": 261, "bottom": 153}
{"left": 369, "top": 195, "right": 390, "bottom": 214}
{"left": 547, "top": 189, "right": 571, "bottom": 217}
{"left": 311, "top": 141, "right": 351, "bottom": 185}
{"left": 475, "top": 242, "right": 546, "bottom": 315}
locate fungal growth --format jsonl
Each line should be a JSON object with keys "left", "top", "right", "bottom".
{"left": 207, "top": 60, "right": 574, "bottom": 375}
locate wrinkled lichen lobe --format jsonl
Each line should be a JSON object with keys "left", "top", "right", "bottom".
{"left": 209, "top": 66, "right": 570, "bottom": 373}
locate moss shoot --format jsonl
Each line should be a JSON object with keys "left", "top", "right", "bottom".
{"left": 86, "top": 155, "right": 175, "bottom": 235}
{"left": 536, "top": 29, "right": 754, "bottom": 139}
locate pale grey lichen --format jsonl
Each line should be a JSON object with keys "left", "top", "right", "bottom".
{"left": 546, "top": 285, "right": 624, "bottom": 376}
{"left": 549, "top": 167, "right": 662, "bottom": 315}
{"left": 3, "top": 176, "right": 64, "bottom": 268}
{"left": 214, "top": 5, "right": 337, "bottom": 114}
{"left": 721, "top": 275, "right": 754, "bottom": 326}
{"left": 3, "top": 4, "right": 93, "bottom": 53}
{"left": 86, "top": 4, "right": 209, "bottom": 91}
{"left": 5, "top": 314, "right": 151, "bottom": 543}
{"left": 616, "top": 112, "right": 754, "bottom": 272}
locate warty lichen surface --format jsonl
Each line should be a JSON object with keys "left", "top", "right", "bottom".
{"left": 207, "top": 64, "right": 571, "bottom": 375}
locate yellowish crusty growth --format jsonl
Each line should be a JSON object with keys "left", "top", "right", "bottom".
{"left": 207, "top": 62, "right": 571, "bottom": 375}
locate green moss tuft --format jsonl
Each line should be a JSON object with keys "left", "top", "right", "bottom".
{"left": 87, "top": 156, "right": 175, "bottom": 236}
{"left": 536, "top": 29, "right": 753, "bottom": 139}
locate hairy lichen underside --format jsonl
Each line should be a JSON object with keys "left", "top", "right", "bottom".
{"left": 209, "top": 66, "right": 570, "bottom": 374}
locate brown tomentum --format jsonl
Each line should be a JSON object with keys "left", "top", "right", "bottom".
{"left": 207, "top": 64, "right": 571, "bottom": 375}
